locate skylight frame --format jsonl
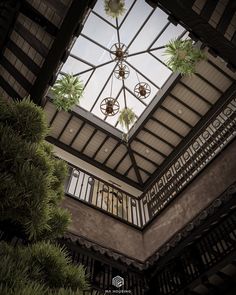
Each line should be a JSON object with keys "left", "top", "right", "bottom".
{"left": 59, "top": 0, "right": 188, "bottom": 132}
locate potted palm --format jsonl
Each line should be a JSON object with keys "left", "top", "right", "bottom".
{"left": 164, "top": 39, "right": 205, "bottom": 75}
{"left": 104, "top": 0, "right": 126, "bottom": 18}
{"left": 51, "top": 73, "right": 84, "bottom": 111}
{"left": 118, "top": 107, "right": 136, "bottom": 142}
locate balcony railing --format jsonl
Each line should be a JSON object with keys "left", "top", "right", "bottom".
{"left": 149, "top": 210, "right": 236, "bottom": 294}
{"left": 65, "top": 96, "right": 236, "bottom": 229}
{"left": 65, "top": 165, "right": 143, "bottom": 228}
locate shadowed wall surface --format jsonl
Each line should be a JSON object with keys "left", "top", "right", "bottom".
{"left": 61, "top": 139, "right": 236, "bottom": 261}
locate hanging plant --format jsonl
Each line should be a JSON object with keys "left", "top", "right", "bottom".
{"left": 164, "top": 39, "right": 205, "bottom": 75}
{"left": 51, "top": 73, "right": 84, "bottom": 111}
{"left": 118, "top": 107, "right": 136, "bottom": 132}
{"left": 104, "top": 0, "right": 126, "bottom": 18}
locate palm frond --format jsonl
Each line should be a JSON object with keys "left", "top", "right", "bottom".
{"left": 164, "top": 39, "right": 205, "bottom": 75}
{"left": 104, "top": 0, "right": 126, "bottom": 18}
{"left": 52, "top": 74, "right": 84, "bottom": 112}
{"left": 118, "top": 107, "right": 136, "bottom": 131}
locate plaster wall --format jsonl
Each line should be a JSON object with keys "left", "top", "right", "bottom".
{"left": 61, "top": 139, "right": 236, "bottom": 262}
{"left": 143, "top": 139, "right": 236, "bottom": 259}
{"left": 61, "top": 198, "right": 145, "bottom": 261}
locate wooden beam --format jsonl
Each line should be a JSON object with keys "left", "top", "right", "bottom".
{"left": 30, "top": 0, "right": 90, "bottom": 105}
{"left": 143, "top": 81, "right": 236, "bottom": 188}
{"left": 127, "top": 146, "right": 143, "bottom": 185}
{"left": 216, "top": 1, "right": 236, "bottom": 35}
{"left": 133, "top": 150, "right": 159, "bottom": 168}
{"left": 92, "top": 135, "right": 109, "bottom": 160}
{"left": 38, "top": 0, "right": 67, "bottom": 18}
{"left": 0, "top": 76, "right": 21, "bottom": 99}
{"left": 200, "top": 0, "right": 218, "bottom": 21}
{"left": 149, "top": 0, "right": 236, "bottom": 67}
{"left": 1, "top": 55, "right": 32, "bottom": 91}
{"left": 80, "top": 129, "right": 97, "bottom": 154}
{"left": 0, "top": 0, "right": 20, "bottom": 50}
{"left": 102, "top": 142, "right": 120, "bottom": 165}
{"left": 20, "top": 0, "right": 58, "bottom": 36}
{"left": 134, "top": 137, "right": 167, "bottom": 158}
{"left": 143, "top": 127, "right": 175, "bottom": 149}
{"left": 46, "top": 136, "right": 142, "bottom": 190}
{"left": 129, "top": 73, "right": 182, "bottom": 141}
{"left": 7, "top": 40, "right": 40, "bottom": 75}
{"left": 14, "top": 21, "right": 48, "bottom": 57}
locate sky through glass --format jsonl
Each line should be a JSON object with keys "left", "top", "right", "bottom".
{"left": 60, "top": 0, "right": 187, "bottom": 131}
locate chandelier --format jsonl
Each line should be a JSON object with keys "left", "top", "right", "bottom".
{"left": 100, "top": 42, "right": 151, "bottom": 117}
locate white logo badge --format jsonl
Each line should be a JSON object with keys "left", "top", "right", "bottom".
{"left": 112, "top": 275, "right": 124, "bottom": 288}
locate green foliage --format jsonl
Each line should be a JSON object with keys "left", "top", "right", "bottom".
{"left": 118, "top": 107, "right": 136, "bottom": 131}
{"left": 164, "top": 39, "right": 205, "bottom": 75}
{"left": 52, "top": 74, "right": 84, "bottom": 111}
{"left": 0, "top": 242, "right": 88, "bottom": 295}
{"left": 0, "top": 98, "right": 89, "bottom": 294}
{"left": 104, "top": 0, "right": 126, "bottom": 18}
{"left": 0, "top": 97, "right": 48, "bottom": 143}
{"left": 0, "top": 97, "right": 70, "bottom": 240}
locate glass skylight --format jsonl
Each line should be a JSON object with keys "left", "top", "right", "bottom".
{"left": 60, "top": 0, "right": 187, "bottom": 131}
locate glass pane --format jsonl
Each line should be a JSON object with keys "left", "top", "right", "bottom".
{"left": 57, "top": 0, "right": 187, "bottom": 130}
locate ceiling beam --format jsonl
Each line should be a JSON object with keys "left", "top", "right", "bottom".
{"left": 7, "top": 40, "right": 40, "bottom": 76}
{"left": 57, "top": 114, "right": 73, "bottom": 140}
{"left": 1, "top": 55, "right": 32, "bottom": 90}
{"left": 150, "top": 116, "right": 184, "bottom": 139}
{"left": 20, "top": 1, "right": 58, "bottom": 36}
{"left": 128, "top": 72, "right": 182, "bottom": 141}
{"left": 80, "top": 129, "right": 98, "bottom": 154}
{"left": 14, "top": 21, "right": 48, "bottom": 57}
{"left": 148, "top": 0, "right": 236, "bottom": 67}
{"left": 0, "top": 0, "right": 20, "bottom": 51}
{"left": 200, "top": 0, "right": 218, "bottom": 21}
{"left": 169, "top": 93, "right": 202, "bottom": 118}
{"left": 102, "top": 142, "right": 121, "bottom": 165}
{"left": 92, "top": 135, "right": 110, "bottom": 160}
{"left": 29, "top": 0, "right": 90, "bottom": 105}
{"left": 133, "top": 150, "right": 159, "bottom": 168}
{"left": 159, "top": 105, "right": 193, "bottom": 129}
{"left": 143, "top": 81, "right": 236, "bottom": 189}
{"left": 0, "top": 76, "right": 21, "bottom": 99}
{"left": 179, "top": 81, "right": 213, "bottom": 107}
{"left": 127, "top": 146, "right": 143, "bottom": 185}
{"left": 134, "top": 137, "right": 167, "bottom": 158}
{"left": 206, "top": 58, "right": 234, "bottom": 82}
{"left": 113, "top": 151, "right": 128, "bottom": 171}
{"left": 195, "top": 72, "right": 223, "bottom": 94}
{"left": 216, "top": 1, "right": 236, "bottom": 35}
{"left": 142, "top": 127, "right": 175, "bottom": 148}
{"left": 46, "top": 136, "right": 142, "bottom": 190}
{"left": 36, "top": 0, "right": 67, "bottom": 18}
{"left": 69, "top": 122, "right": 86, "bottom": 147}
